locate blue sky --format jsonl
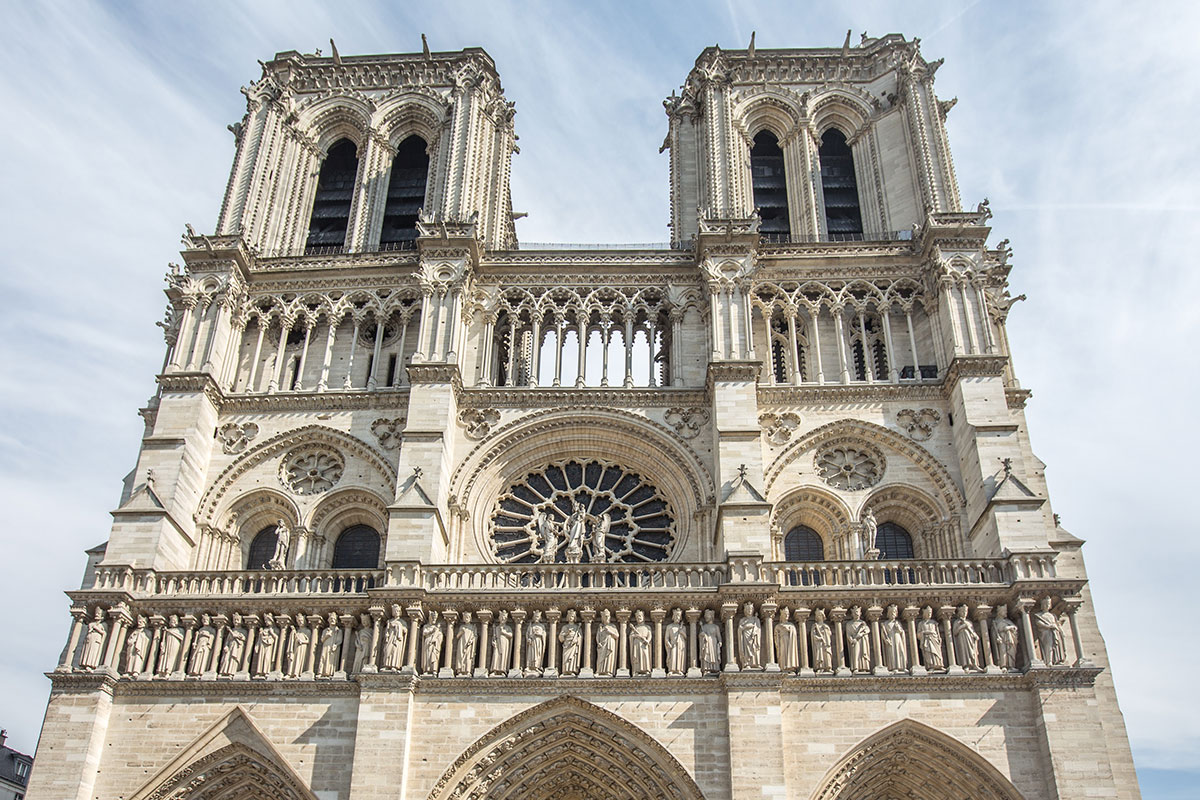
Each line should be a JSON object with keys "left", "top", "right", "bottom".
{"left": 0, "top": 1, "right": 1196, "bottom": 796}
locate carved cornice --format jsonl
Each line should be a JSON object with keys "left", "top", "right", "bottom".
{"left": 758, "top": 383, "right": 944, "bottom": 405}
{"left": 111, "top": 678, "right": 362, "bottom": 697}
{"left": 459, "top": 387, "right": 707, "bottom": 410}
{"left": 221, "top": 389, "right": 410, "bottom": 414}
{"left": 157, "top": 373, "right": 225, "bottom": 409}
{"left": 707, "top": 361, "right": 761, "bottom": 386}
{"left": 1005, "top": 388, "right": 1032, "bottom": 409}
{"left": 482, "top": 252, "right": 695, "bottom": 270}
{"left": 406, "top": 363, "right": 464, "bottom": 386}
{"left": 251, "top": 252, "right": 420, "bottom": 275}
{"left": 941, "top": 355, "right": 1008, "bottom": 384}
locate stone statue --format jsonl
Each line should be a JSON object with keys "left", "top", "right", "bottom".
{"left": 189, "top": 614, "right": 216, "bottom": 676}
{"left": 318, "top": 612, "right": 344, "bottom": 677}
{"left": 558, "top": 609, "right": 582, "bottom": 675}
{"left": 881, "top": 605, "right": 907, "bottom": 672}
{"left": 381, "top": 605, "right": 407, "bottom": 671}
{"left": 564, "top": 500, "right": 588, "bottom": 564}
{"left": 595, "top": 609, "right": 619, "bottom": 676}
{"left": 992, "top": 605, "right": 1019, "bottom": 670}
{"left": 351, "top": 612, "right": 373, "bottom": 673}
{"left": 525, "top": 610, "right": 548, "bottom": 674}
{"left": 158, "top": 615, "right": 183, "bottom": 676}
{"left": 590, "top": 512, "right": 611, "bottom": 563}
{"left": 917, "top": 606, "right": 944, "bottom": 670}
{"left": 774, "top": 607, "right": 799, "bottom": 672}
{"left": 737, "top": 602, "right": 763, "bottom": 669}
{"left": 287, "top": 612, "right": 311, "bottom": 677}
{"left": 219, "top": 613, "right": 247, "bottom": 676}
{"left": 664, "top": 608, "right": 687, "bottom": 675}
{"left": 699, "top": 608, "right": 722, "bottom": 673}
{"left": 420, "top": 610, "right": 443, "bottom": 675}
{"left": 534, "top": 509, "right": 559, "bottom": 564}
{"left": 268, "top": 518, "right": 291, "bottom": 570}
{"left": 629, "top": 610, "right": 652, "bottom": 675}
{"left": 810, "top": 608, "right": 833, "bottom": 672}
{"left": 491, "top": 609, "right": 513, "bottom": 674}
{"left": 861, "top": 508, "right": 879, "bottom": 557}
{"left": 254, "top": 613, "right": 278, "bottom": 676}
{"left": 953, "top": 605, "right": 980, "bottom": 670}
{"left": 454, "top": 611, "right": 477, "bottom": 676}
{"left": 123, "top": 615, "right": 149, "bottom": 675}
{"left": 1032, "top": 596, "right": 1066, "bottom": 665}
{"left": 80, "top": 608, "right": 107, "bottom": 670}
{"left": 846, "top": 606, "right": 871, "bottom": 672}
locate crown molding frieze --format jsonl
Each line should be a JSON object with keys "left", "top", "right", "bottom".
{"left": 458, "top": 387, "right": 707, "bottom": 410}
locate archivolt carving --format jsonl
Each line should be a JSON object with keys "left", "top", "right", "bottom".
{"left": 448, "top": 408, "right": 713, "bottom": 561}
{"left": 811, "top": 719, "right": 1025, "bottom": 800}
{"left": 226, "top": 489, "right": 301, "bottom": 536}
{"left": 307, "top": 487, "right": 389, "bottom": 539}
{"left": 764, "top": 418, "right": 964, "bottom": 512}
{"left": 142, "top": 743, "right": 316, "bottom": 800}
{"left": 294, "top": 95, "right": 372, "bottom": 151}
{"left": 770, "top": 486, "right": 852, "bottom": 546}
{"left": 428, "top": 696, "right": 706, "bottom": 800}
{"left": 198, "top": 425, "right": 396, "bottom": 526}
{"left": 863, "top": 484, "right": 945, "bottom": 541}
{"left": 375, "top": 89, "right": 451, "bottom": 145}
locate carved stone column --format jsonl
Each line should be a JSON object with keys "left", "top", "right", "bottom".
{"left": 102, "top": 606, "right": 131, "bottom": 675}
{"left": 721, "top": 603, "right": 739, "bottom": 672}
{"left": 440, "top": 610, "right": 458, "bottom": 678}
{"left": 903, "top": 606, "right": 923, "bottom": 675}
{"left": 404, "top": 606, "right": 422, "bottom": 674}
{"left": 762, "top": 601, "right": 779, "bottom": 672}
{"left": 795, "top": 607, "right": 812, "bottom": 675}
{"left": 868, "top": 606, "right": 888, "bottom": 676}
{"left": 179, "top": 615, "right": 197, "bottom": 678}
{"left": 685, "top": 608, "right": 701, "bottom": 678}
{"left": 974, "top": 605, "right": 1000, "bottom": 673}
{"left": 339, "top": 614, "right": 356, "bottom": 678}
{"left": 830, "top": 607, "right": 850, "bottom": 676}
{"left": 304, "top": 614, "right": 322, "bottom": 679}
{"left": 545, "top": 608, "right": 561, "bottom": 677}
{"left": 650, "top": 608, "right": 667, "bottom": 678}
{"left": 939, "top": 606, "right": 962, "bottom": 675}
{"left": 616, "top": 609, "right": 631, "bottom": 678}
{"left": 58, "top": 608, "right": 88, "bottom": 671}
{"left": 1017, "top": 597, "right": 1042, "bottom": 669}
{"left": 474, "top": 609, "right": 492, "bottom": 678}
{"left": 242, "top": 616, "right": 260, "bottom": 677}
{"left": 510, "top": 608, "right": 526, "bottom": 678}
{"left": 1062, "top": 598, "right": 1093, "bottom": 667}
{"left": 145, "top": 616, "right": 165, "bottom": 678}
{"left": 365, "top": 607, "right": 384, "bottom": 673}
{"left": 579, "top": 609, "right": 595, "bottom": 678}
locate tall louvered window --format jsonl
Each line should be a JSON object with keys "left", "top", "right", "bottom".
{"left": 332, "top": 524, "right": 381, "bottom": 569}
{"left": 246, "top": 526, "right": 279, "bottom": 570}
{"left": 380, "top": 135, "right": 429, "bottom": 248}
{"left": 819, "top": 129, "right": 864, "bottom": 238}
{"left": 784, "top": 525, "right": 825, "bottom": 561}
{"left": 876, "top": 522, "right": 915, "bottom": 559}
{"left": 750, "top": 130, "right": 790, "bottom": 238}
{"left": 305, "top": 138, "right": 358, "bottom": 253}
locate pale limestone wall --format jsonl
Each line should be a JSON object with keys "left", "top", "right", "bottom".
{"left": 28, "top": 684, "right": 1131, "bottom": 800}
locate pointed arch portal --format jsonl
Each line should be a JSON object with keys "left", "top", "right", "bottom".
{"left": 429, "top": 696, "right": 706, "bottom": 800}
{"left": 811, "top": 719, "right": 1026, "bottom": 800}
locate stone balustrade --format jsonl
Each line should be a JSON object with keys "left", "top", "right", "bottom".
{"left": 87, "top": 553, "right": 1056, "bottom": 600}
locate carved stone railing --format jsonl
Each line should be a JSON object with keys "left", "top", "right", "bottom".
{"left": 393, "top": 562, "right": 727, "bottom": 591}
{"left": 91, "top": 566, "right": 382, "bottom": 597}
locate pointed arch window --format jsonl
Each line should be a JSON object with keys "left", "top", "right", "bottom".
{"left": 876, "top": 521, "right": 915, "bottom": 559}
{"left": 246, "top": 525, "right": 279, "bottom": 570}
{"left": 819, "top": 129, "right": 864, "bottom": 238}
{"left": 750, "top": 130, "right": 790, "bottom": 238}
{"left": 380, "top": 135, "right": 429, "bottom": 248}
{"left": 305, "top": 138, "right": 359, "bottom": 254}
{"left": 784, "top": 525, "right": 824, "bottom": 561}
{"left": 332, "top": 524, "right": 381, "bottom": 568}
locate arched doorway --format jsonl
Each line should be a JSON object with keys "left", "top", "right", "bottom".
{"left": 811, "top": 719, "right": 1026, "bottom": 800}
{"left": 428, "top": 696, "right": 706, "bottom": 800}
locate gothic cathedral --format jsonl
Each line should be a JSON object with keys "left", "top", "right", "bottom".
{"left": 28, "top": 34, "right": 1140, "bottom": 800}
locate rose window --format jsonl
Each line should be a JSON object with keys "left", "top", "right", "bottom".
{"left": 280, "top": 446, "right": 344, "bottom": 495}
{"left": 815, "top": 445, "right": 883, "bottom": 490}
{"left": 490, "top": 460, "right": 674, "bottom": 564}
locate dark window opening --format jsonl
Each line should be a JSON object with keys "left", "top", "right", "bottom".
{"left": 247, "top": 526, "right": 279, "bottom": 570}
{"left": 332, "top": 524, "right": 381, "bottom": 569}
{"left": 784, "top": 525, "right": 825, "bottom": 561}
{"left": 306, "top": 139, "right": 358, "bottom": 253}
{"left": 365, "top": 353, "right": 374, "bottom": 383}
{"left": 385, "top": 353, "right": 398, "bottom": 387}
{"left": 380, "top": 135, "right": 429, "bottom": 248}
{"left": 819, "top": 129, "right": 863, "bottom": 237}
{"left": 750, "top": 130, "right": 790, "bottom": 237}
{"left": 876, "top": 522, "right": 915, "bottom": 560}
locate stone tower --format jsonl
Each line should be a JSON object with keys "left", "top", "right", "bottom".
{"left": 28, "top": 35, "right": 1140, "bottom": 800}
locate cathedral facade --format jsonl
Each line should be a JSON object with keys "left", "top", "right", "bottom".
{"left": 28, "top": 35, "right": 1140, "bottom": 800}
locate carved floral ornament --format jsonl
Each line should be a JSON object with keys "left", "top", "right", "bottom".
{"left": 370, "top": 417, "right": 405, "bottom": 449}
{"left": 896, "top": 408, "right": 940, "bottom": 441}
{"left": 664, "top": 407, "right": 708, "bottom": 440}
{"left": 459, "top": 408, "right": 501, "bottom": 440}
{"left": 759, "top": 411, "right": 801, "bottom": 446}
{"left": 815, "top": 442, "right": 886, "bottom": 491}
{"left": 279, "top": 446, "right": 344, "bottom": 495}
{"left": 217, "top": 422, "right": 260, "bottom": 454}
